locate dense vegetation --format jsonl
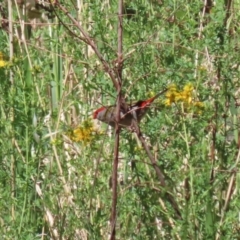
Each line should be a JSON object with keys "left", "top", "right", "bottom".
{"left": 1, "top": 0, "right": 240, "bottom": 239}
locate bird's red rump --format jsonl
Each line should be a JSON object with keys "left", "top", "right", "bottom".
{"left": 139, "top": 97, "right": 155, "bottom": 108}
{"left": 93, "top": 106, "right": 106, "bottom": 119}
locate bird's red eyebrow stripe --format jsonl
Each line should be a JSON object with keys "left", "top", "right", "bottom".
{"left": 93, "top": 106, "right": 106, "bottom": 118}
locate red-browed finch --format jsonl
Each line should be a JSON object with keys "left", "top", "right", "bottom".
{"left": 93, "top": 89, "right": 167, "bottom": 127}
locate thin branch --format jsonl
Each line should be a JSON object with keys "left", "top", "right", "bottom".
{"left": 117, "top": 0, "right": 123, "bottom": 81}
{"left": 224, "top": 0, "right": 232, "bottom": 28}
{"left": 55, "top": 2, "right": 119, "bottom": 90}
{"left": 194, "top": 0, "right": 207, "bottom": 79}
{"left": 132, "top": 121, "right": 182, "bottom": 219}
{"left": 110, "top": 94, "right": 121, "bottom": 240}
{"left": 110, "top": 1, "right": 123, "bottom": 239}
{"left": 8, "top": 0, "right": 15, "bottom": 221}
{"left": 215, "top": 148, "right": 240, "bottom": 240}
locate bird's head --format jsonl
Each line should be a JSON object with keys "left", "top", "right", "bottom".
{"left": 93, "top": 106, "right": 106, "bottom": 119}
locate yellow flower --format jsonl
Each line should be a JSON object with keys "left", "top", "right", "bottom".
{"left": 179, "top": 83, "right": 193, "bottom": 104}
{"left": 171, "top": 83, "right": 193, "bottom": 105}
{"left": 0, "top": 52, "right": 8, "bottom": 67}
{"left": 0, "top": 60, "right": 8, "bottom": 67}
{"left": 194, "top": 101, "right": 204, "bottom": 108}
{"left": 51, "top": 138, "right": 63, "bottom": 146}
{"left": 167, "top": 84, "right": 178, "bottom": 92}
{"left": 147, "top": 91, "right": 156, "bottom": 98}
{"left": 134, "top": 146, "right": 143, "bottom": 152}
{"left": 183, "top": 83, "right": 194, "bottom": 93}
{"left": 68, "top": 120, "right": 95, "bottom": 143}
{"left": 193, "top": 101, "right": 205, "bottom": 114}
{"left": 164, "top": 84, "right": 179, "bottom": 106}
{"left": 164, "top": 83, "right": 204, "bottom": 114}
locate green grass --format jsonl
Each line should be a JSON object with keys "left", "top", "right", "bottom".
{"left": 0, "top": 0, "right": 240, "bottom": 239}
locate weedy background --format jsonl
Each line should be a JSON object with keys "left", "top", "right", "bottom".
{"left": 0, "top": 0, "right": 240, "bottom": 239}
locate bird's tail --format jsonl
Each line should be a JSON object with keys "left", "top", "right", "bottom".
{"left": 152, "top": 88, "right": 168, "bottom": 100}
{"left": 139, "top": 88, "right": 168, "bottom": 108}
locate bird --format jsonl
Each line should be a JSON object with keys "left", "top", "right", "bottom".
{"left": 93, "top": 89, "right": 167, "bottom": 127}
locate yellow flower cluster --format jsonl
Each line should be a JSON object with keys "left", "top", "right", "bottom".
{"left": 0, "top": 52, "right": 8, "bottom": 68}
{"left": 68, "top": 120, "right": 96, "bottom": 143}
{"left": 165, "top": 83, "right": 204, "bottom": 113}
